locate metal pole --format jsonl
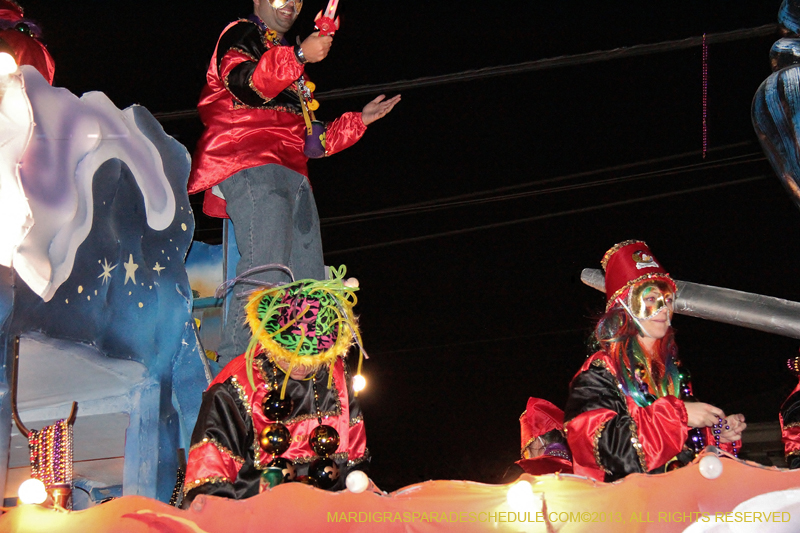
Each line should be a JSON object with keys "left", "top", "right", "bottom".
{"left": 581, "top": 268, "right": 800, "bottom": 340}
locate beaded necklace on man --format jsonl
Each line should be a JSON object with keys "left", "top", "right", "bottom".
{"left": 258, "top": 358, "right": 342, "bottom": 489}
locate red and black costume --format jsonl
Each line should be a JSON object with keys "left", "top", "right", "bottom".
{"left": 564, "top": 240, "right": 738, "bottom": 483}
{"left": 564, "top": 352, "right": 689, "bottom": 481}
{"left": 512, "top": 397, "right": 572, "bottom": 477}
{"left": 780, "top": 358, "right": 800, "bottom": 468}
{"left": 187, "top": 16, "right": 366, "bottom": 219}
{"left": 184, "top": 352, "right": 368, "bottom": 501}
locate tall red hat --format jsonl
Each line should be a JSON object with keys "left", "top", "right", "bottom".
{"left": 601, "top": 240, "right": 676, "bottom": 310}
{"left": 519, "top": 398, "right": 564, "bottom": 456}
{"left": 0, "top": 1, "right": 23, "bottom": 22}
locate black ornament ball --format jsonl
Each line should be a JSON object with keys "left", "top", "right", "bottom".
{"left": 309, "top": 425, "right": 340, "bottom": 457}
{"left": 259, "top": 423, "right": 291, "bottom": 456}
{"left": 296, "top": 475, "right": 319, "bottom": 487}
{"left": 308, "top": 458, "right": 340, "bottom": 490}
{"left": 262, "top": 390, "right": 294, "bottom": 421}
{"left": 14, "top": 22, "right": 33, "bottom": 37}
{"left": 267, "top": 457, "right": 297, "bottom": 482}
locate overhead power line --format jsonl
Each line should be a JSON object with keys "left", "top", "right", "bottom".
{"left": 319, "top": 141, "right": 756, "bottom": 225}
{"left": 321, "top": 150, "right": 766, "bottom": 227}
{"left": 153, "top": 25, "right": 777, "bottom": 122}
{"left": 316, "top": 25, "right": 778, "bottom": 101}
{"left": 324, "top": 175, "right": 770, "bottom": 256}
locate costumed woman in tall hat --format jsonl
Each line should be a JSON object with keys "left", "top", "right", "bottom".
{"left": 503, "top": 397, "right": 573, "bottom": 481}
{"left": 183, "top": 268, "right": 369, "bottom": 503}
{"left": 564, "top": 240, "right": 745, "bottom": 482}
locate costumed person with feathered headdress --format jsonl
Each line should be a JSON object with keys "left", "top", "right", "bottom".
{"left": 563, "top": 240, "right": 745, "bottom": 482}
{"left": 503, "top": 398, "right": 573, "bottom": 482}
{"left": 183, "top": 268, "right": 369, "bottom": 503}
{"left": 0, "top": 0, "right": 54, "bottom": 83}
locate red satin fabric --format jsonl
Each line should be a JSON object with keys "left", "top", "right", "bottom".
{"left": 0, "top": 30, "right": 55, "bottom": 84}
{"left": 188, "top": 21, "right": 367, "bottom": 219}
{"left": 0, "top": 3, "right": 23, "bottom": 22}
{"left": 782, "top": 422, "right": 800, "bottom": 457}
{"left": 185, "top": 441, "right": 241, "bottom": 487}
{"left": 515, "top": 456, "right": 573, "bottom": 476}
{"left": 250, "top": 45, "right": 304, "bottom": 99}
{"left": 781, "top": 381, "right": 800, "bottom": 458}
{"left": 566, "top": 352, "right": 689, "bottom": 480}
{"left": 565, "top": 407, "right": 616, "bottom": 481}
{"left": 629, "top": 395, "right": 687, "bottom": 471}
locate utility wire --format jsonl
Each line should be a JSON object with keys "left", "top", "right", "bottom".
{"left": 320, "top": 141, "right": 756, "bottom": 224}
{"left": 192, "top": 142, "right": 764, "bottom": 237}
{"left": 321, "top": 151, "right": 766, "bottom": 226}
{"left": 316, "top": 25, "right": 778, "bottom": 100}
{"left": 369, "top": 328, "right": 587, "bottom": 357}
{"left": 325, "top": 175, "right": 769, "bottom": 256}
{"left": 195, "top": 141, "right": 765, "bottom": 235}
{"left": 152, "top": 26, "right": 777, "bottom": 122}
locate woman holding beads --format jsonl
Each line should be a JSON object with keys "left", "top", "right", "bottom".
{"left": 564, "top": 240, "right": 745, "bottom": 482}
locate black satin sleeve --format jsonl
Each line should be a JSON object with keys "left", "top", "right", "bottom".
{"left": 184, "top": 381, "right": 260, "bottom": 504}
{"left": 564, "top": 363, "right": 645, "bottom": 482}
{"left": 216, "top": 21, "right": 302, "bottom": 111}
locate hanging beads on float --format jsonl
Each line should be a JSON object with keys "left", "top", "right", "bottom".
{"left": 28, "top": 418, "right": 74, "bottom": 508}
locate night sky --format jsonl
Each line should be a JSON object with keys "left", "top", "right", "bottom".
{"left": 19, "top": 0, "right": 800, "bottom": 490}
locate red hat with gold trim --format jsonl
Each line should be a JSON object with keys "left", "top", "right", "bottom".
{"left": 519, "top": 398, "right": 564, "bottom": 456}
{"left": 601, "top": 240, "right": 676, "bottom": 310}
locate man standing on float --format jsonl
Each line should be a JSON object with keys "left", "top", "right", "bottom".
{"left": 188, "top": 0, "right": 400, "bottom": 364}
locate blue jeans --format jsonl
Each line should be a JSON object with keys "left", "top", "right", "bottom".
{"left": 216, "top": 164, "right": 325, "bottom": 364}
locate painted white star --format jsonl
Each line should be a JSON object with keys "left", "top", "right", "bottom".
{"left": 98, "top": 258, "right": 117, "bottom": 285}
{"left": 153, "top": 262, "right": 165, "bottom": 276}
{"left": 123, "top": 254, "right": 139, "bottom": 285}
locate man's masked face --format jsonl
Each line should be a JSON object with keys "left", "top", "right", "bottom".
{"left": 256, "top": 0, "right": 301, "bottom": 35}
{"left": 628, "top": 280, "right": 674, "bottom": 321}
{"left": 268, "top": 0, "right": 303, "bottom": 15}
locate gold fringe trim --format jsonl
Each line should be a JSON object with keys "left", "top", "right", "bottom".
{"left": 183, "top": 476, "right": 232, "bottom": 495}
{"left": 521, "top": 436, "right": 537, "bottom": 458}
{"left": 784, "top": 422, "right": 800, "bottom": 430}
{"left": 347, "top": 449, "right": 370, "bottom": 467}
{"left": 350, "top": 414, "right": 364, "bottom": 427}
{"left": 593, "top": 421, "right": 613, "bottom": 475}
{"left": 190, "top": 438, "right": 245, "bottom": 468}
{"left": 290, "top": 451, "right": 349, "bottom": 465}
{"left": 628, "top": 418, "right": 648, "bottom": 472}
{"left": 601, "top": 240, "right": 644, "bottom": 271}
{"left": 229, "top": 376, "right": 253, "bottom": 417}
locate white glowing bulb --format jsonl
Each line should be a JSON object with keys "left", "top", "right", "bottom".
{"left": 506, "top": 480, "right": 536, "bottom": 512}
{"left": 18, "top": 478, "right": 47, "bottom": 505}
{"left": 346, "top": 470, "right": 369, "bottom": 493}
{"left": 353, "top": 374, "right": 366, "bottom": 392}
{"left": 0, "top": 52, "right": 17, "bottom": 76}
{"left": 698, "top": 455, "right": 723, "bottom": 480}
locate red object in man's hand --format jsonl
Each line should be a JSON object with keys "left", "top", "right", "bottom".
{"left": 315, "top": 0, "right": 340, "bottom": 36}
